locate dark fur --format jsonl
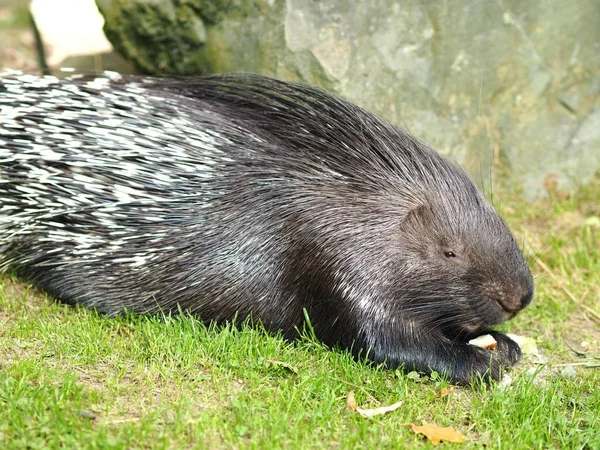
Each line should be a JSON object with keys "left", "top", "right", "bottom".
{"left": 0, "top": 73, "right": 534, "bottom": 384}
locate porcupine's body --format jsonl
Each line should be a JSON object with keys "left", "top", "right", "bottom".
{"left": 0, "top": 72, "right": 534, "bottom": 383}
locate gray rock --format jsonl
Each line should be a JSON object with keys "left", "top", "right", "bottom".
{"left": 96, "top": 0, "right": 600, "bottom": 198}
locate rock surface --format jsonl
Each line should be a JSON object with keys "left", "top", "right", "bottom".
{"left": 96, "top": 0, "right": 600, "bottom": 197}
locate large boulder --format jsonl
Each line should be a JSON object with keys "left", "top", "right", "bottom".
{"left": 96, "top": 0, "right": 600, "bottom": 198}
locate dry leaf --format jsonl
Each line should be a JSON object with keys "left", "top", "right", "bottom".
{"left": 347, "top": 390, "right": 357, "bottom": 411}
{"left": 402, "top": 422, "right": 466, "bottom": 445}
{"left": 356, "top": 401, "right": 404, "bottom": 418}
{"left": 346, "top": 391, "right": 403, "bottom": 418}
{"left": 506, "top": 334, "right": 538, "bottom": 355}
{"left": 498, "top": 373, "right": 513, "bottom": 389}
{"left": 440, "top": 387, "right": 455, "bottom": 397}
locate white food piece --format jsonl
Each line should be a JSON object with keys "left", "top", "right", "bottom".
{"left": 468, "top": 334, "right": 497, "bottom": 350}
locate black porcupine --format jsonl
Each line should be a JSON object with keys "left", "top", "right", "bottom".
{"left": 0, "top": 71, "right": 534, "bottom": 384}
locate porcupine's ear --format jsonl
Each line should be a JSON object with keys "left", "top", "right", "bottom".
{"left": 404, "top": 188, "right": 457, "bottom": 247}
{"left": 402, "top": 193, "right": 436, "bottom": 229}
{"left": 402, "top": 203, "right": 422, "bottom": 226}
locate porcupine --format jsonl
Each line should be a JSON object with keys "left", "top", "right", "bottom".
{"left": 0, "top": 71, "right": 534, "bottom": 384}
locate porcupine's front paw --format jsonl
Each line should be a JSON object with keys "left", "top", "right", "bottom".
{"left": 485, "top": 331, "right": 522, "bottom": 368}
{"left": 358, "top": 326, "right": 523, "bottom": 385}
{"left": 461, "top": 331, "right": 522, "bottom": 383}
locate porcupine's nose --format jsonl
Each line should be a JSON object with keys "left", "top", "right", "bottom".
{"left": 485, "top": 278, "right": 533, "bottom": 315}
{"left": 518, "top": 266, "right": 535, "bottom": 310}
{"left": 520, "top": 289, "right": 533, "bottom": 309}
{"left": 502, "top": 262, "right": 535, "bottom": 313}
{"left": 496, "top": 284, "right": 533, "bottom": 315}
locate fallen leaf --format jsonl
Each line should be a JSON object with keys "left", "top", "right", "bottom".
{"left": 402, "top": 422, "right": 466, "bottom": 445}
{"left": 356, "top": 401, "right": 404, "bottom": 418}
{"left": 583, "top": 216, "right": 600, "bottom": 228}
{"left": 440, "top": 387, "right": 455, "bottom": 397}
{"left": 507, "top": 334, "right": 538, "bottom": 355}
{"left": 559, "top": 365, "right": 578, "bottom": 378}
{"left": 406, "top": 371, "right": 421, "bottom": 380}
{"left": 347, "top": 390, "right": 357, "bottom": 411}
{"left": 498, "top": 373, "right": 513, "bottom": 389}
{"left": 346, "top": 391, "right": 403, "bottom": 418}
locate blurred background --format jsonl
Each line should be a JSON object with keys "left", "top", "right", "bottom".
{"left": 1, "top": 0, "right": 598, "bottom": 199}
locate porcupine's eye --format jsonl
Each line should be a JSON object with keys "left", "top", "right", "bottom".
{"left": 444, "top": 251, "right": 456, "bottom": 258}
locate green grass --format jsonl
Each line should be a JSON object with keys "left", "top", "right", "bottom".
{"left": 0, "top": 1, "right": 31, "bottom": 29}
{"left": 1, "top": 182, "right": 599, "bottom": 449}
